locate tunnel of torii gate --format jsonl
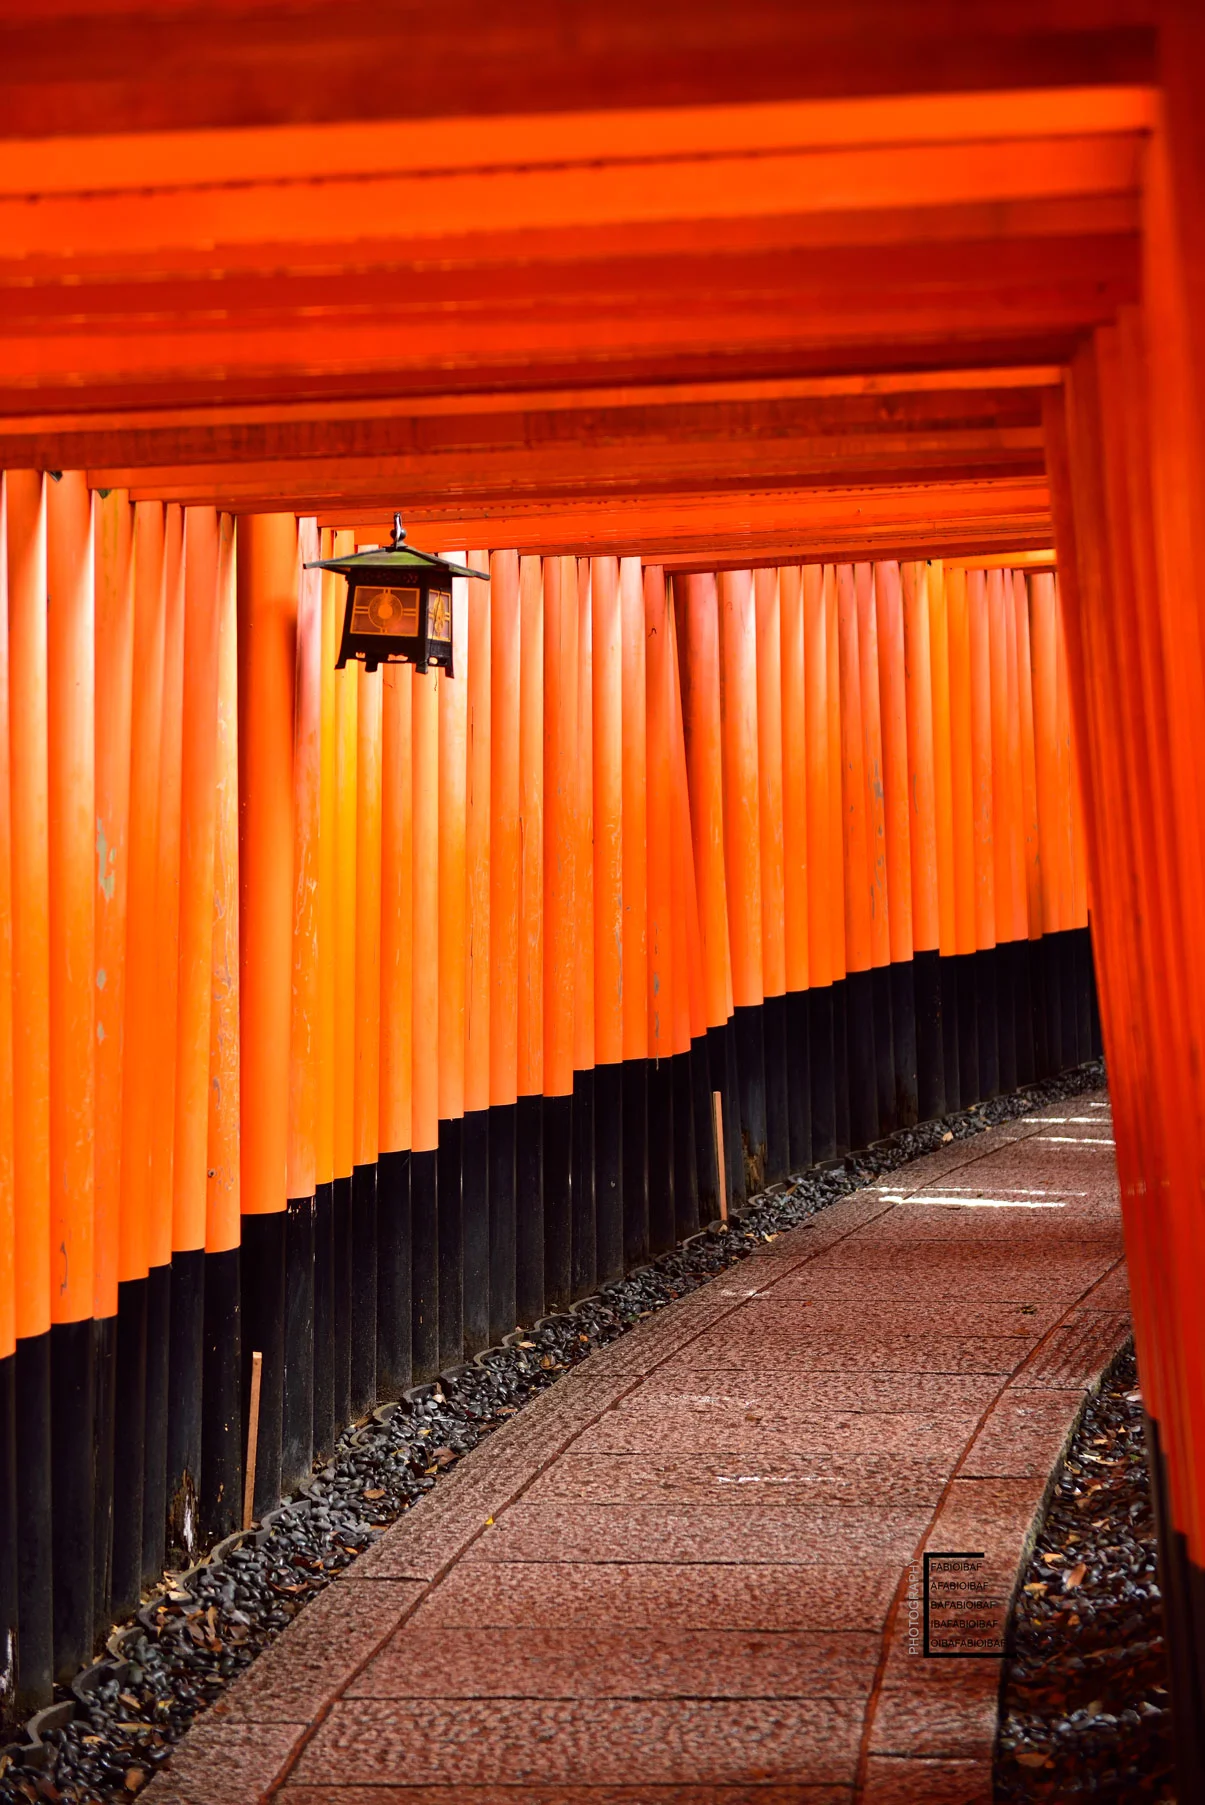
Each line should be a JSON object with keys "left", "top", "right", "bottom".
{"left": 2, "top": 0, "right": 1205, "bottom": 1797}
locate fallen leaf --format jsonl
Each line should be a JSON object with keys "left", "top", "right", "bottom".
{"left": 517, "top": 1340, "right": 536, "bottom": 1349}
{"left": 124, "top": 1769, "right": 147, "bottom": 1794}
{"left": 1023, "top": 1581, "right": 1048, "bottom": 1595}
{"left": 1016, "top": 1751, "right": 1051, "bottom": 1769}
{"left": 942, "top": 1131, "right": 954, "bottom": 1143}
{"left": 362, "top": 1487, "right": 385, "bottom": 1500}
{"left": 1065, "top": 1562, "right": 1087, "bottom": 1589}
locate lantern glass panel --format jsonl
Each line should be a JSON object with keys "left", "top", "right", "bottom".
{"left": 428, "top": 589, "right": 452, "bottom": 644}
{"left": 350, "top": 583, "right": 421, "bottom": 638}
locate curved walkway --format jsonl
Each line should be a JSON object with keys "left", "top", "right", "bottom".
{"left": 149, "top": 1093, "right": 1126, "bottom": 1805}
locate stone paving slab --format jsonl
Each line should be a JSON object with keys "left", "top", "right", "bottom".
{"left": 147, "top": 1090, "right": 1125, "bottom": 1804}
{"left": 349, "top": 1626, "right": 882, "bottom": 1699}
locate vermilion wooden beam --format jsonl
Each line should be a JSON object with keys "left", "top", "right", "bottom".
{"left": 0, "top": 7, "right": 1154, "bottom": 140}
{"left": 318, "top": 476, "right": 1051, "bottom": 558}
{"left": 88, "top": 430, "right": 1043, "bottom": 512}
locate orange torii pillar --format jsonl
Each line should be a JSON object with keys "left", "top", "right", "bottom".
{"left": 778, "top": 566, "right": 811, "bottom": 1171}
{"left": 7, "top": 470, "right": 54, "bottom": 1710}
{"left": 378, "top": 655, "right": 414, "bottom": 1400}
{"left": 166, "top": 505, "right": 223, "bottom": 1557}
{"left": 668, "top": 596, "right": 713, "bottom": 1237}
{"left": 718, "top": 568, "right": 766, "bottom": 1193}
{"left": 591, "top": 557, "right": 625, "bottom": 1277}
{"left": 436, "top": 562, "right": 467, "bottom": 1368}
{"left": 200, "top": 513, "right": 242, "bottom": 1539}
{"left": 462, "top": 550, "right": 492, "bottom": 1354}
{"left": 0, "top": 475, "right": 18, "bottom": 1704}
{"left": 46, "top": 472, "right": 97, "bottom": 1681}
{"left": 92, "top": 488, "right": 135, "bottom": 1634}
{"left": 619, "top": 556, "right": 650, "bottom": 1265}
{"left": 675, "top": 569, "right": 742, "bottom": 1215}
{"left": 236, "top": 512, "right": 298, "bottom": 1517}
{"left": 966, "top": 568, "right": 1000, "bottom": 1098}
{"left": 544, "top": 556, "right": 579, "bottom": 1302}
{"left": 571, "top": 557, "right": 597, "bottom": 1297}
{"left": 516, "top": 554, "right": 545, "bottom": 1326}
{"left": 112, "top": 501, "right": 164, "bottom": 1624}
{"left": 354, "top": 630, "right": 382, "bottom": 1410}
{"left": 802, "top": 564, "right": 837, "bottom": 1163}
{"left": 945, "top": 564, "right": 981, "bottom": 1103}
{"left": 488, "top": 551, "right": 521, "bottom": 1341}
{"left": 926, "top": 559, "right": 961, "bottom": 1113}
{"left": 875, "top": 561, "right": 924, "bottom": 1124}
{"left": 754, "top": 568, "right": 790, "bottom": 1185}
{"left": 836, "top": 563, "right": 878, "bottom": 1152}
{"left": 645, "top": 564, "right": 677, "bottom": 1254}
{"left": 312, "top": 537, "right": 345, "bottom": 1443}
{"left": 284, "top": 519, "right": 321, "bottom": 1469}
{"left": 987, "top": 567, "right": 1020, "bottom": 1095}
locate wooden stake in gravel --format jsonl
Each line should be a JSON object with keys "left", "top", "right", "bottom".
{"left": 713, "top": 1091, "right": 727, "bottom": 1223}
{"left": 243, "top": 1350, "right": 263, "bottom": 1529}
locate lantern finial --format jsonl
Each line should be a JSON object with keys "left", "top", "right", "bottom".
{"left": 391, "top": 512, "right": 407, "bottom": 549}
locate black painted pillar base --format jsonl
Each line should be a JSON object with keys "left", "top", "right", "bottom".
{"left": 976, "top": 948, "right": 1000, "bottom": 1100}
{"left": 913, "top": 950, "right": 944, "bottom": 1124}
{"left": 1075, "top": 925, "right": 1095, "bottom": 1062}
{"left": 704, "top": 1025, "right": 735, "bottom": 1219}
{"left": 352, "top": 1161, "right": 379, "bottom": 1412}
{"left": 732, "top": 1003, "right": 768, "bottom": 1193}
{"left": 647, "top": 1059, "right": 675, "bottom": 1258}
{"left": 142, "top": 1261, "right": 171, "bottom": 1589}
{"left": 332, "top": 1173, "right": 353, "bottom": 1429}
{"left": 996, "top": 942, "right": 1018, "bottom": 1096}
{"left": 312, "top": 1181, "right": 335, "bottom": 1460}
{"left": 515, "top": 1095, "right": 544, "bottom": 1328}
{"left": 888, "top": 960, "right": 919, "bottom": 1130}
{"left": 808, "top": 986, "right": 836, "bottom": 1164}
{"left": 488, "top": 1105, "right": 517, "bottom": 1344}
{"left": 939, "top": 956, "right": 960, "bottom": 1113}
{"left": 785, "top": 991, "right": 812, "bottom": 1173}
{"left": 410, "top": 1148, "right": 439, "bottom": 1383}
{"left": 13, "top": 1331, "right": 52, "bottom": 1713}
{"left": 462, "top": 1113, "right": 490, "bottom": 1358}
{"left": 165, "top": 1249, "right": 203, "bottom": 1567}
{"left": 1013, "top": 940, "right": 1036, "bottom": 1087}
{"left": 436, "top": 1122, "right": 462, "bottom": 1374}
{"left": 870, "top": 965, "right": 897, "bottom": 1136}
{"left": 955, "top": 952, "right": 980, "bottom": 1105}
{"left": 672, "top": 1049, "right": 699, "bottom": 1242}
{"left": 762, "top": 994, "right": 790, "bottom": 1185}
{"left": 50, "top": 1316, "right": 94, "bottom": 1681}
{"left": 112, "top": 1277, "right": 147, "bottom": 1617}
{"left": 621, "top": 1062, "right": 649, "bottom": 1267}
{"left": 376, "top": 1150, "right": 412, "bottom": 1397}
{"left": 283, "top": 1194, "right": 315, "bottom": 1492}
{"left": 571, "top": 1069, "right": 597, "bottom": 1301}
{"left": 1146, "top": 1410, "right": 1205, "bottom": 1804}
{"left": 199, "top": 1246, "right": 241, "bottom": 1543}
{"left": 0, "top": 1352, "right": 16, "bottom": 1729}
{"left": 239, "top": 1212, "right": 285, "bottom": 1522}
{"left": 832, "top": 978, "right": 851, "bottom": 1156}
{"left": 845, "top": 968, "right": 878, "bottom": 1151}
{"left": 543, "top": 1092, "right": 574, "bottom": 1312}
{"left": 592, "top": 1066, "right": 622, "bottom": 1284}
{"left": 92, "top": 1313, "right": 116, "bottom": 1641}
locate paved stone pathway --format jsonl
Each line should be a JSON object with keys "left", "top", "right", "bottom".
{"left": 150, "top": 1091, "right": 1126, "bottom": 1805}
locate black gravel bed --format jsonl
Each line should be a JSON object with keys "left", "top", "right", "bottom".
{"left": 1, "top": 1058, "right": 1105, "bottom": 1804}
{"left": 995, "top": 1346, "right": 1175, "bottom": 1803}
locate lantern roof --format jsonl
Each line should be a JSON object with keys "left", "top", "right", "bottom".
{"left": 305, "top": 514, "right": 488, "bottom": 580}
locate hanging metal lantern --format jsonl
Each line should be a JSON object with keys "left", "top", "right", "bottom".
{"left": 306, "top": 514, "right": 487, "bottom": 675}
